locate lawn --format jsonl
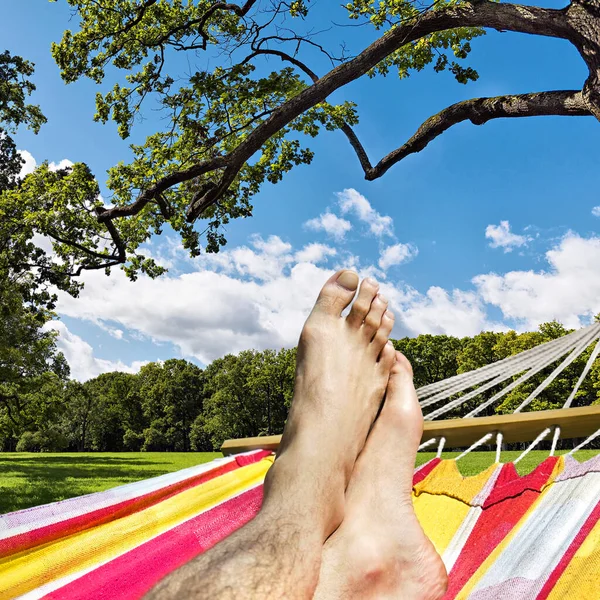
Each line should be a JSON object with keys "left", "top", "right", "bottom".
{"left": 1, "top": 450, "right": 596, "bottom": 514}
{"left": 0, "top": 452, "right": 222, "bottom": 514}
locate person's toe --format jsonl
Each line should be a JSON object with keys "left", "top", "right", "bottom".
{"left": 313, "top": 270, "right": 359, "bottom": 317}
{"left": 361, "top": 293, "right": 388, "bottom": 340}
{"left": 346, "top": 278, "right": 379, "bottom": 328}
{"left": 382, "top": 352, "right": 422, "bottom": 442}
{"left": 378, "top": 341, "right": 397, "bottom": 372}
{"left": 371, "top": 310, "right": 395, "bottom": 356}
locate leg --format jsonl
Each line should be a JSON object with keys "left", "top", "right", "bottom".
{"left": 314, "top": 353, "right": 448, "bottom": 600}
{"left": 145, "top": 270, "right": 397, "bottom": 599}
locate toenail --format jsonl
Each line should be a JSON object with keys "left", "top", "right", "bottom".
{"left": 336, "top": 270, "right": 359, "bottom": 291}
{"left": 385, "top": 310, "right": 395, "bottom": 320}
{"left": 365, "top": 277, "right": 379, "bottom": 288}
{"left": 378, "top": 294, "right": 388, "bottom": 304}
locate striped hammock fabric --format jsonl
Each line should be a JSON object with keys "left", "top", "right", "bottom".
{"left": 1, "top": 450, "right": 599, "bottom": 599}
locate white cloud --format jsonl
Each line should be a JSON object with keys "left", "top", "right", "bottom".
{"left": 485, "top": 220, "right": 532, "bottom": 252}
{"left": 107, "top": 327, "right": 124, "bottom": 340}
{"left": 18, "top": 150, "right": 37, "bottom": 178}
{"left": 60, "top": 230, "right": 600, "bottom": 366}
{"left": 48, "top": 185, "right": 600, "bottom": 370}
{"left": 337, "top": 188, "right": 393, "bottom": 237}
{"left": 17, "top": 152, "right": 74, "bottom": 178}
{"left": 592, "top": 206, "right": 600, "bottom": 217}
{"left": 49, "top": 158, "right": 74, "bottom": 171}
{"left": 53, "top": 230, "right": 498, "bottom": 365}
{"left": 294, "top": 243, "right": 337, "bottom": 264}
{"left": 398, "top": 287, "right": 502, "bottom": 337}
{"left": 304, "top": 212, "right": 352, "bottom": 240}
{"left": 46, "top": 321, "right": 147, "bottom": 381}
{"left": 378, "top": 243, "right": 418, "bottom": 270}
{"left": 474, "top": 232, "right": 600, "bottom": 329}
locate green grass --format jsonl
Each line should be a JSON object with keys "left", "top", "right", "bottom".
{"left": 416, "top": 449, "right": 597, "bottom": 476}
{"left": 0, "top": 452, "right": 222, "bottom": 514}
{"left": 1, "top": 450, "right": 597, "bottom": 514}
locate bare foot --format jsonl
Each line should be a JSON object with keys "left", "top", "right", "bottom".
{"left": 145, "top": 271, "right": 398, "bottom": 599}
{"left": 314, "top": 353, "right": 448, "bottom": 600}
{"left": 261, "top": 270, "right": 397, "bottom": 540}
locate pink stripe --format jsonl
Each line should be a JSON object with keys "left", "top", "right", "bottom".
{"left": 43, "top": 486, "right": 264, "bottom": 600}
{"left": 535, "top": 498, "right": 600, "bottom": 600}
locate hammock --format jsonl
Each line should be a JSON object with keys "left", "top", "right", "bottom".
{"left": 3, "top": 324, "right": 600, "bottom": 599}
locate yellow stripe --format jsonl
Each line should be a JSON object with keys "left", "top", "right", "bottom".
{"left": 0, "top": 457, "right": 273, "bottom": 599}
{"left": 414, "top": 460, "right": 499, "bottom": 505}
{"left": 412, "top": 460, "right": 498, "bottom": 555}
{"left": 546, "top": 514, "right": 600, "bottom": 599}
{"left": 414, "top": 494, "right": 471, "bottom": 554}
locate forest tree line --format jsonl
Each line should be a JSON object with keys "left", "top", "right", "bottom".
{"left": 2, "top": 313, "right": 600, "bottom": 453}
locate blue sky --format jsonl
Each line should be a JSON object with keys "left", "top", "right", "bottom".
{"left": 3, "top": 1, "right": 600, "bottom": 380}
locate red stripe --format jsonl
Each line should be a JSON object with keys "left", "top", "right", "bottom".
{"left": 1, "top": 451, "right": 271, "bottom": 559}
{"left": 413, "top": 458, "right": 441, "bottom": 485}
{"left": 43, "top": 485, "right": 264, "bottom": 600}
{"left": 535, "top": 498, "right": 600, "bottom": 600}
{"left": 483, "top": 457, "right": 557, "bottom": 508}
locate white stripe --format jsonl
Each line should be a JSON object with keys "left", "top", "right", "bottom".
{"left": 442, "top": 464, "right": 502, "bottom": 572}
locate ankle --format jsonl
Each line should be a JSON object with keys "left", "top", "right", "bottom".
{"left": 261, "top": 454, "right": 346, "bottom": 537}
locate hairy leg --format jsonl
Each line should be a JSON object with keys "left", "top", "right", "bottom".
{"left": 314, "top": 353, "right": 448, "bottom": 600}
{"left": 146, "top": 270, "right": 397, "bottom": 599}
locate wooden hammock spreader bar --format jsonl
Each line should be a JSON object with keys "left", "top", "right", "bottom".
{"left": 220, "top": 405, "right": 600, "bottom": 455}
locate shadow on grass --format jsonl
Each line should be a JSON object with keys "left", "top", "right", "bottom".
{"left": 0, "top": 453, "right": 220, "bottom": 514}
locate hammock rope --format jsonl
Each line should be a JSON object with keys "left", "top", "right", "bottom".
{"left": 513, "top": 427, "right": 552, "bottom": 464}
{"left": 420, "top": 322, "right": 600, "bottom": 430}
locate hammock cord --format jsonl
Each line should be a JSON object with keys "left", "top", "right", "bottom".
{"left": 550, "top": 426, "right": 561, "bottom": 457}
{"left": 568, "top": 428, "right": 600, "bottom": 455}
{"left": 417, "top": 324, "right": 597, "bottom": 399}
{"left": 436, "top": 437, "right": 446, "bottom": 458}
{"left": 418, "top": 323, "right": 600, "bottom": 424}
{"left": 563, "top": 338, "right": 600, "bottom": 409}
{"left": 495, "top": 432, "right": 503, "bottom": 464}
{"left": 514, "top": 428, "right": 552, "bottom": 464}
{"left": 418, "top": 438, "right": 436, "bottom": 452}
{"left": 455, "top": 432, "right": 494, "bottom": 461}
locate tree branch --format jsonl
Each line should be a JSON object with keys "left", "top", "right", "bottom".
{"left": 99, "top": 0, "right": 576, "bottom": 224}
{"left": 366, "top": 90, "right": 591, "bottom": 180}
{"left": 152, "top": 0, "right": 257, "bottom": 50}
{"left": 241, "top": 48, "right": 373, "bottom": 172}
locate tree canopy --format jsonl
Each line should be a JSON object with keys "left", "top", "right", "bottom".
{"left": 2, "top": 0, "right": 598, "bottom": 293}
{"left": 3, "top": 322, "right": 600, "bottom": 453}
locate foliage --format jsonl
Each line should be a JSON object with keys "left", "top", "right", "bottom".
{"left": 0, "top": 280, "right": 69, "bottom": 450}
{"left": 16, "top": 428, "right": 68, "bottom": 453}
{"left": 202, "top": 348, "right": 295, "bottom": 449}
{"left": 0, "top": 49, "right": 45, "bottom": 192}
{"left": 3, "top": 319, "right": 600, "bottom": 453}
{"left": 0, "top": 0, "right": 481, "bottom": 287}
{"left": 138, "top": 359, "right": 204, "bottom": 451}
{"left": 393, "top": 334, "right": 466, "bottom": 388}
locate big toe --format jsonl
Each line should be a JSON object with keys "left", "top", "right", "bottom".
{"left": 384, "top": 353, "right": 422, "bottom": 435}
{"left": 312, "top": 269, "right": 359, "bottom": 317}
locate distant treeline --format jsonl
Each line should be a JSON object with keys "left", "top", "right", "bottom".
{"left": 2, "top": 321, "right": 600, "bottom": 452}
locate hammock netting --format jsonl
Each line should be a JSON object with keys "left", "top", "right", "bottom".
{"left": 3, "top": 323, "right": 600, "bottom": 599}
